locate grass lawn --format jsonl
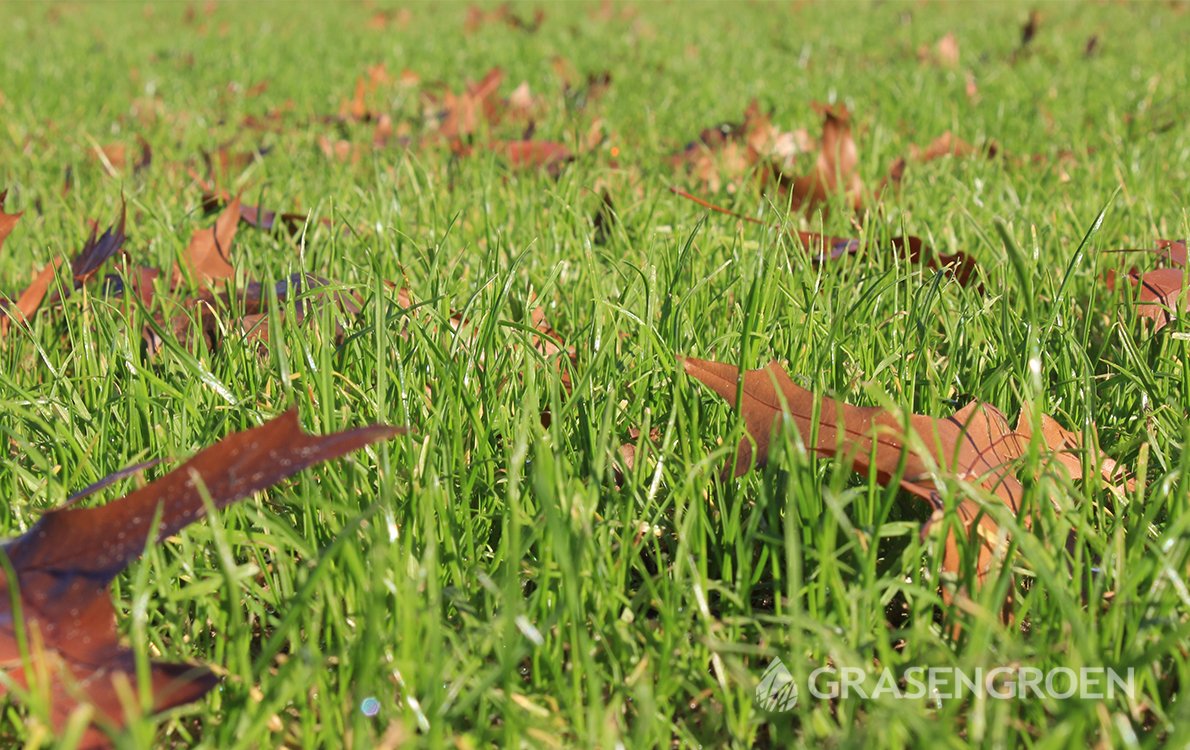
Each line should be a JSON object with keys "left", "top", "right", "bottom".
{"left": 1, "top": 1, "right": 1188, "bottom": 747}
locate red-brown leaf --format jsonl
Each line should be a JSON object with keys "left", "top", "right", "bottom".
{"left": 178, "top": 195, "right": 241, "bottom": 285}
{"left": 682, "top": 357, "right": 1119, "bottom": 586}
{"left": 1108, "top": 267, "right": 1188, "bottom": 331}
{"left": 776, "top": 102, "right": 863, "bottom": 213}
{"left": 1, "top": 259, "right": 64, "bottom": 337}
{"left": 493, "top": 140, "right": 574, "bottom": 175}
{"left": 0, "top": 410, "right": 400, "bottom": 747}
{"left": 0, "top": 189, "right": 22, "bottom": 255}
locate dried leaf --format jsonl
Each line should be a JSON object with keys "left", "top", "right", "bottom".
{"left": 426, "top": 67, "right": 505, "bottom": 140}
{"left": 0, "top": 410, "right": 399, "bottom": 747}
{"left": 909, "top": 131, "right": 983, "bottom": 162}
{"left": 1108, "top": 267, "right": 1188, "bottom": 331}
{"left": 465, "top": 3, "right": 544, "bottom": 33}
{"left": 937, "top": 32, "right": 960, "bottom": 67}
{"left": 682, "top": 357, "right": 1120, "bottom": 587}
{"left": 493, "top": 140, "right": 574, "bottom": 176}
{"left": 177, "top": 195, "right": 240, "bottom": 285}
{"left": 773, "top": 102, "right": 863, "bottom": 212}
{"left": 0, "top": 189, "right": 22, "bottom": 255}
{"left": 672, "top": 100, "right": 811, "bottom": 193}
{"left": 200, "top": 191, "right": 328, "bottom": 235}
{"left": 1021, "top": 9, "right": 1041, "bottom": 47}
{"left": 173, "top": 274, "right": 363, "bottom": 351}
{"left": 1156, "top": 239, "right": 1188, "bottom": 267}
{"left": 71, "top": 205, "right": 127, "bottom": 287}
{"left": 670, "top": 187, "right": 978, "bottom": 284}
{"left": 1, "top": 259, "right": 64, "bottom": 337}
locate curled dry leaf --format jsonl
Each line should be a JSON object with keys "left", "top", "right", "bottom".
{"left": 773, "top": 102, "right": 863, "bottom": 213}
{"left": 425, "top": 67, "right": 505, "bottom": 140}
{"left": 0, "top": 410, "right": 400, "bottom": 749}
{"left": 177, "top": 195, "right": 241, "bottom": 285}
{"left": 672, "top": 99, "right": 812, "bottom": 193}
{"left": 681, "top": 357, "right": 1123, "bottom": 591}
{"left": 0, "top": 189, "right": 22, "bottom": 255}
{"left": 70, "top": 205, "right": 127, "bottom": 288}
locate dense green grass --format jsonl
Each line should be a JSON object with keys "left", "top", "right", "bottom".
{"left": 1, "top": 1, "right": 1188, "bottom": 747}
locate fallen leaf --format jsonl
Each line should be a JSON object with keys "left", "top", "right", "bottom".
{"left": 908, "top": 131, "right": 989, "bottom": 162}
{"left": 1021, "top": 9, "right": 1041, "bottom": 47}
{"left": 1156, "top": 239, "right": 1188, "bottom": 267}
{"left": 672, "top": 100, "right": 811, "bottom": 193}
{"left": 200, "top": 191, "right": 329, "bottom": 235}
{"left": 1, "top": 259, "right": 64, "bottom": 337}
{"left": 465, "top": 3, "right": 544, "bottom": 33}
{"left": 174, "top": 274, "right": 363, "bottom": 351}
{"left": 0, "top": 189, "right": 22, "bottom": 255}
{"left": 1106, "top": 240, "right": 1189, "bottom": 330}
{"left": 1107, "top": 267, "right": 1188, "bottom": 331}
{"left": 0, "top": 410, "right": 399, "bottom": 748}
{"left": 919, "top": 32, "right": 959, "bottom": 68}
{"left": 70, "top": 205, "right": 127, "bottom": 287}
{"left": 937, "top": 32, "right": 960, "bottom": 67}
{"left": 492, "top": 140, "right": 574, "bottom": 176}
{"left": 681, "top": 357, "right": 1120, "bottom": 588}
{"left": 670, "top": 187, "right": 978, "bottom": 284}
{"left": 772, "top": 102, "right": 863, "bottom": 213}
{"left": 425, "top": 67, "right": 505, "bottom": 140}
{"left": 93, "top": 137, "right": 151, "bottom": 177}
{"left": 177, "top": 196, "right": 240, "bottom": 285}
{"left": 44, "top": 206, "right": 129, "bottom": 306}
